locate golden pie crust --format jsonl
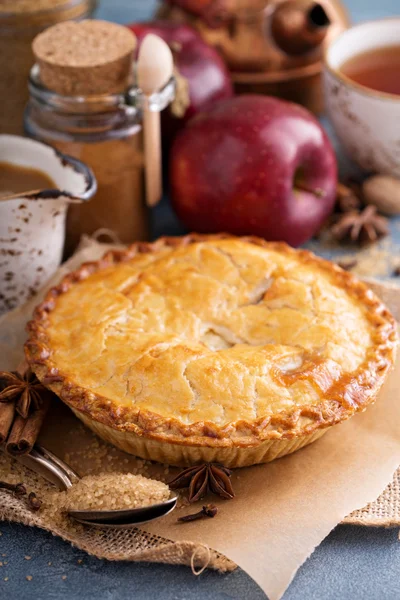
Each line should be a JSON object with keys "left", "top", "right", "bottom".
{"left": 25, "top": 234, "right": 398, "bottom": 467}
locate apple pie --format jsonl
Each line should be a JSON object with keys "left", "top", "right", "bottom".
{"left": 25, "top": 234, "right": 397, "bottom": 467}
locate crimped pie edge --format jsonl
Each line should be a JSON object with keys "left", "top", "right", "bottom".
{"left": 24, "top": 233, "right": 398, "bottom": 449}
{"left": 70, "top": 410, "right": 329, "bottom": 467}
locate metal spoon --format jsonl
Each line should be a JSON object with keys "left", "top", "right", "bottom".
{"left": 13, "top": 445, "right": 177, "bottom": 528}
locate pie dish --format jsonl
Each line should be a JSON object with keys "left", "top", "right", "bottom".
{"left": 25, "top": 234, "right": 398, "bottom": 467}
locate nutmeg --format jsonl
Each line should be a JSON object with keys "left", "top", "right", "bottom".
{"left": 362, "top": 175, "right": 400, "bottom": 216}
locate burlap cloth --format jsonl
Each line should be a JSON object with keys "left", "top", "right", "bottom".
{"left": 0, "top": 488, "right": 234, "bottom": 571}
{"left": 0, "top": 248, "right": 399, "bottom": 574}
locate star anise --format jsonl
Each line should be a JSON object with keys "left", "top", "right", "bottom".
{"left": 169, "top": 463, "right": 235, "bottom": 503}
{"left": 0, "top": 369, "right": 47, "bottom": 419}
{"left": 330, "top": 205, "right": 389, "bottom": 246}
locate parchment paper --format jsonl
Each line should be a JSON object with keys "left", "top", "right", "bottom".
{"left": 1, "top": 237, "right": 400, "bottom": 600}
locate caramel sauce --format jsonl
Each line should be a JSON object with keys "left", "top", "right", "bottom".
{"left": 0, "top": 161, "right": 56, "bottom": 199}
{"left": 340, "top": 45, "right": 400, "bottom": 96}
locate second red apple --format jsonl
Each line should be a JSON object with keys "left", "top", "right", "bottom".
{"left": 170, "top": 95, "right": 337, "bottom": 246}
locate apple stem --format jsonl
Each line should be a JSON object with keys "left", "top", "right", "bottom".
{"left": 295, "top": 181, "right": 326, "bottom": 198}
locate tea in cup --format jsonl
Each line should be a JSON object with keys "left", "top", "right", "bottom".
{"left": 323, "top": 18, "right": 400, "bottom": 176}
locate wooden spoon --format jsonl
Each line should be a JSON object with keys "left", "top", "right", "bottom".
{"left": 137, "top": 34, "right": 174, "bottom": 208}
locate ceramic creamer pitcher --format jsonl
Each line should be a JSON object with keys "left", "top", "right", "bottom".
{"left": 0, "top": 135, "right": 96, "bottom": 314}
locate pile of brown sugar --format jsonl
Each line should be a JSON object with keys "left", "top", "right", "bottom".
{"left": 52, "top": 473, "right": 170, "bottom": 513}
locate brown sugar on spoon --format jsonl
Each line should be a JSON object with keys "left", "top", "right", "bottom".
{"left": 32, "top": 20, "right": 136, "bottom": 95}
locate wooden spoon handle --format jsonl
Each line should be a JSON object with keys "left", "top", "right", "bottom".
{"left": 143, "top": 110, "right": 162, "bottom": 208}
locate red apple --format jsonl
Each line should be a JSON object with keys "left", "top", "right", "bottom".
{"left": 170, "top": 95, "right": 337, "bottom": 246}
{"left": 127, "top": 21, "right": 233, "bottom": 122}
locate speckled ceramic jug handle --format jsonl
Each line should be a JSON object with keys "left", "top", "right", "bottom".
{"left": 0, "top": 135, "right": 96, "bottom": 315}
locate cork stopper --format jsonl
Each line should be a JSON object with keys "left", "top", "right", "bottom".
{"left": 32, "top": 20, "right": 137, "bottom": 96}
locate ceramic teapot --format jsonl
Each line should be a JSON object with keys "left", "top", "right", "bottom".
{"left": 157, "top": 0, "right": 349, "bottom": 113}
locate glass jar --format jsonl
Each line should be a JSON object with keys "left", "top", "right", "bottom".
{"left": 25, "top": 65, "right": 175, "bottom": 255}
{"left": 0, "top": 0, "right": 97, "bottom": 135}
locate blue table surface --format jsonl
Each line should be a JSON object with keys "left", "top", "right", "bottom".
{"left": 2, "top": 1, "right": 400, "bottom": 599}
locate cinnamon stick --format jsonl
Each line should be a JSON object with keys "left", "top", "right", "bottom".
{"left": 6, "top": 396, "right": 50, "bottom": 456}
{"left": 6, "top": 414, "right": 26, "bottom": 453}
{"left": 0, "top": 401, "right": 15, "bottom": 444}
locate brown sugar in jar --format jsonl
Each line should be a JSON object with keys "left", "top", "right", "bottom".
{"left": 0, "top": 0, "right": 96, "bottom": 135}
{"left": 56, "top": 137, "right": 146, "bottom": 254}
{"left": 24, "top": 68, "right": 148, "bottom": 254}
{"left": 25, "top": 20, "right": 174, "bottom": 254}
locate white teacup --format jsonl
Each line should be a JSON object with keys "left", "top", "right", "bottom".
{"left": 323, "top": 18, "right": 400, "bottom": 176}
{"left": 0, "top": 135, "right": 96, "bottom": 314}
